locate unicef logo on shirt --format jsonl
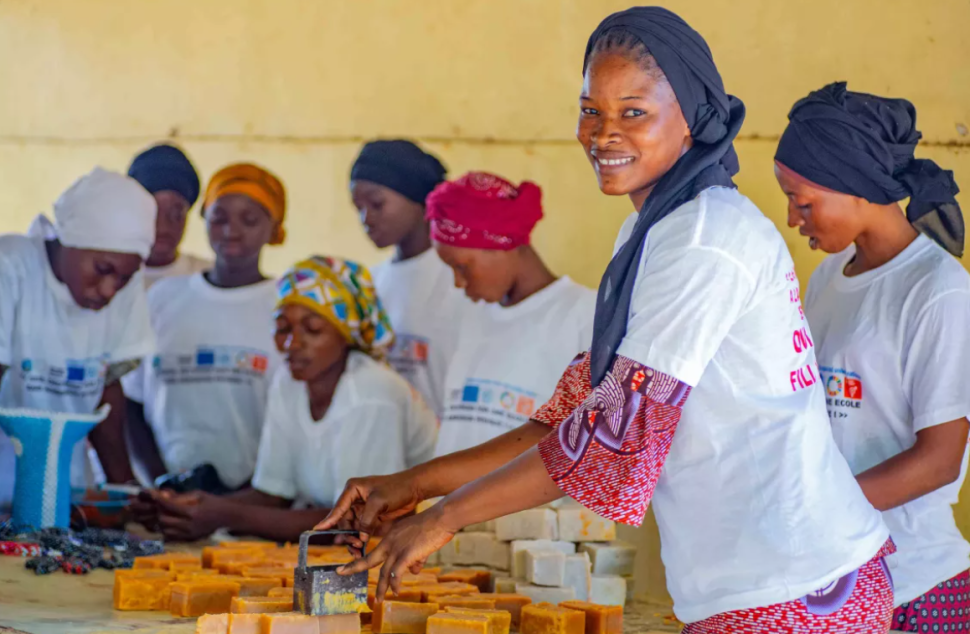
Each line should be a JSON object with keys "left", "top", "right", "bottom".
{"left": 20, "top": 359, "right": 31, "bottom": 372}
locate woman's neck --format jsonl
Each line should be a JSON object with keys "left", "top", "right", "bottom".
{"left": 305, "top": 353, "right": 349, "bottom": 421}
{"left": 394, "top": 222, "right": 432, "bottom": 262}
{"left": 206, "top": 256, "right": 265, "bottom": 288}
{"left": 846, "top": 202, "right": 919, "bottom": 276}
{"left": 503, "top": 246, "right": 557, "bottom": 307}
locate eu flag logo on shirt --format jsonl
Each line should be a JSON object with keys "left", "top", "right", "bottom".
{"left": 196, "top": 350, "right": 215, "bottom": 366}
{"left": 66, "top": 366, "right": 85, "bottom": 382}
{"left": 462, "top": 385, "right": 480, "bottom": 403}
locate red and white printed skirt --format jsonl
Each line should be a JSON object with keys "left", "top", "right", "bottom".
{"left": 891, "top": 569, "right": 969, "bottom": 632}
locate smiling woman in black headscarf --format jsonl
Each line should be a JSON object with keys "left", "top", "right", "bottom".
{"left": 316, "top": 10, "right": 893, "bottom": 632}
{"left": 777, "top": 82, "right": 970, "bottom": 634}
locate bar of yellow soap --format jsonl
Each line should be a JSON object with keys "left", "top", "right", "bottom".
{"left": 419, "top": 583, "right": 480, "bottom": 602}
{"left": 368, "top": 586, "right": 424, "bottom": 609}
{"left": 373, "top": 600, "right": 440, "bottom": 634}
{"left": 443, "top": 608, "right": 511, "bottom": 634}
{"left": 426, "top": 612, "right": 490, "bottom": 634}
{"left": 438, "top": 570, "right": 491, "bottom": 592}
{"left": 226, "top": 613, "right": 261, "bottom": 634}
{"left": 317, "top": 614, "right": 363, "bottom": 634}
{"left": 520, "top": 603, "right": 584, "bottom": 634}
{"left": 215, "top": 574, "right": 282, "bottom": 597}
{"left": 476, "top": 595, "right": 531, "bottom": 626}
{"left": 559, "top": 601, "right": 623, "bottom": 634}
{"left": 268, "top": 587, "right": 293, "bottom": 599}
{"left": 436, "top": 596, "right": 497, "bottom": 610}
{"left": 219, "top": 540, "right": 279, "bottom": 550}
{"left": 196, "top": 613, "right": 230, "bottom": 634}
{"left": 421, "top": 568, "right": 442, "bottom": 577}
{"left": 259, "top": 612, "right": 360, "bottom": 634}
{"left": 134, "top": 552, "right": 200, "bottom": 569}
{"left": 113, "top": 570, "right": 172, "bottom": 610}
{"left": 169, "top": 581, "right": 241, "bottom": 618}
{"left": 230, "top": 596, "right": 294, "bottom": 613}
{"left": 178, "top": 569, "right": 222, "bottom": 582}
{"left": 242, "top": 566, "right": 294, "bottom": 583}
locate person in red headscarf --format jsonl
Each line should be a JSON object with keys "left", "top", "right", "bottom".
{"left": 425, "top": 172, "right": 596, "bottom": 457}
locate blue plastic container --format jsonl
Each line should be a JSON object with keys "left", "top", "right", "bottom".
{"left": 0, "top": 406, "right": 109, "bottom": 528}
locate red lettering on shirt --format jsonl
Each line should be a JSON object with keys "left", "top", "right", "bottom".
{"left": 792, "top": 327, "right": 815, "bottom": 353}
{"left": 790, "top": 363, "right": 818, "bottom": 392}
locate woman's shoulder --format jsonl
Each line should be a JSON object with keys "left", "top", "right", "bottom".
{"left": 341, "top": 351, "right": 417, "bottom": 405}
{"left": 0, "top": 233, "right": 42, "bottom": 272}
{"left": 900, "top": 237, "right": 970, "bottom": 305}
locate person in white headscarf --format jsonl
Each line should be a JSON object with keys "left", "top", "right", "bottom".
{"left": 0, "top": 167, "right": 157, "bottom": 508}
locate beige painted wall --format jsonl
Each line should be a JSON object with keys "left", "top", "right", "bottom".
{"left": 1, "top": 0, "right": 967, "bottom": 602}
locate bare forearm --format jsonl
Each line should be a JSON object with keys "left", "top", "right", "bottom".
{"left": 90, "top": 383, "right": 135, "bottom": 483}
{"left": 438, "top": 446, "right": 563, "bottom": 532}
{"left": 411, "top": 421, "right": 551, "bottom": 501}
{"left": 223, "top": 502, "right": 329, "bottom": 543}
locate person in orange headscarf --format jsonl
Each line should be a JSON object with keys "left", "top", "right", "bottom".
{"left": 125, "top": 163, "right": 287, "bottom": 520}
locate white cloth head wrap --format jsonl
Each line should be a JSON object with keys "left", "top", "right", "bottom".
{"left": 28, "top": 167, "right": 157, "bottom": 259}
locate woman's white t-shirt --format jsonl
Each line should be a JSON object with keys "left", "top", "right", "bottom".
{"left": 143, "top": 253, "right": 211, "bottom": 289}
{"left": 122, "top": 274, "right": 281, "bottom": 489}
{"left": 0, "top": 234, "right": 154, "bottom": 506}
{"left": 613, "top": 187, "right": 888, "bottom": 623}
{"left": 251, "top": 351, "right": 438, "bottom": 508}
{"left": 371, "top": 250, "right": 473, "bottom": 418}
{"left": 805, "top": 234, "right": 970, "bottom": 604}
{"left": 434, "top": 277, "right": 595, "bottom": 457}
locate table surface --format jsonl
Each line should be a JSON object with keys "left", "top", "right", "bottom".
{"left": 0, "top": 555, "right": 682, "bottom": 634}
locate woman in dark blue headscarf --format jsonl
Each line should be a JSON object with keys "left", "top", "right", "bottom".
{"left": 777, "top": 82, "right": 970, "bottom": 633}
{"left": 318, "top": 10, "right": 893, "bottom": 632}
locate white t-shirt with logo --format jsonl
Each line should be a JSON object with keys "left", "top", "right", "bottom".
{"left": 371, "top": 250, "right": 473, "bottom": 418}
{"left": 805, "top": 234, "right": 970, "bottom": 604}
{"left": 122, "top": 274, "right": 281, "bottom": 489}
{"left": 252, "top": 351, "right": 438, "bottom": 508}
{"left": 143, "top": 253, "right": 211, "bottom": 289}
{"left": 0, "top": 234, "right": 154, "bottom": 507}
{"left": 612, "top": 187, "right": 888, "bottom": 623}
{"left": 434, "top": 277, "right": 595, "bottom": 457}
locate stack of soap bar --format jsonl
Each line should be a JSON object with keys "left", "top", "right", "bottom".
{"left": 438, "top": 533, "right": 510, "bottom": 570}
{"left": 268, "top": 587, "right": 293, "bottom": 598}
{"left": 556, "top": 508, "right": 616, "bottom": 542}
{"left": 524, "top": 550, "right": 565, "bottom": 587}
{"left": 559, "top": 601, "right": 623, "bottom": 634}
{"left": 196, "top": 613, "right": 230, "bottom": 634}
{"left": 519, "top": 603, "right": 584, "bottom": 634}
{"left": 578, "top": 542, "right": 635, "bottom": 576}
{"left": 589, "top": 575, "right": 627, "bottom": 607}
{"left": 401, "top": 572, "right": 440, "bottom": 586}
{"left": 510, "top": 541, "right": 576, "bottom": 579}
{"left": 477, "top": 594, "right": 532, "bottom": 626}
{"left": 436, "top": 595, "right": 497, "bottom": 609}
{"left": 514, "top": 583, "right": 575, "bottom": 605}
{"left": 373, "top": 600, "right": 440, "bottom": 634}
{"left": 230, "top": 596, "right": 293, "bottom": 613}
{"left": 133, "top": 552, "right": 201, "bottom": 569}
{"left": 495, "top": 509, "right": 558, "bottom": 541}
{"left": 169, "top": 580, "right": 240, "bottom": 617}
{"left": 179, "top": 569, "right": 221, "bottom": 582}
{"left": 368, "top": 586, "right": 423, "bottom": 609}
{"left": 113, "top": 569, "right": 173, "bottom": 610}
{"left": 426, "top": 612, "right": 490, "bottom": 634}
{"left": 444, "top": 608, "right": 511, "bottom": 634}
{"left": 242, "top": 567, "right": 295, "bottom": 585}
{"left": 563, "top": 553, "right": 591, "bottom": 602}
{"left": 419, "top": 583, "right": 480, "bottom": 602}
{"left": 216, "top": 574, "right": 282, "bottom": 596}
{"left": 258, "top": 613, "right": 361, "bottom": 634}
{"left": 438, "top": 569, "right": 492, "bottom": 592}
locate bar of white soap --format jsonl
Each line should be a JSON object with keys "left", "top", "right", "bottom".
{"left": 495, "top": 509, "right": 558, "bottom": 541}
{"left": 524, "top": 550, "right": 565, "bottom": 587}
{"left": 563, "top": 552, "right": 592, "bottom": 602}
{"left": 590, "top": 574, "right": 627, "bottom": 607}
{"left": 492, "top": 576, "right": 517, "bottom": 593}
{"left": 510, "top": 540, "right": 576, "bottom": 579}
{"left": 514, "top": 582, "right": 576, "bottom": 605}
{"left": 437, "top": 532, "right": 510, "bottom": 569}
{"left": 557, "top": 507, "right": 616, "bottom": 542}
{"left": 623, "top": 574, "right": 635, "bottom": 601}
{"left": 579, "top": 541, "right": 636, "bottom": 576}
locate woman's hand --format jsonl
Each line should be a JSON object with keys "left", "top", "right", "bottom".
{"left": 153, "top": 490, "right": 231, "bottom": 542}
{"left": 315, "top": 474, "right": 423, "bottom": 546}
{"left": 337, "top": 504, "right": 457, "bottom": 598}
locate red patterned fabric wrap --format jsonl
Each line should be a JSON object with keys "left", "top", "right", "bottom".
{"left": 534, "top": 351, "right": 690, "bottom": 526}
{"left": 684, "top": 540, "right": 898, "bottom": 633}
{"left": 425, "top": 172, "right": 543, "bottom": 250}
{"left": 891, "top": 569, "right": 969, "bottom": 632}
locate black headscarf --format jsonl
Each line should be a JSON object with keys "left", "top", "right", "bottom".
{"left": 586, "top": 7, "right": 746, "bottom": 386}
{"left": 127, "top": 143, "right": 200, "bottom": 207}
{"left": 775, "top": 82, "right": 964, "bottom": 257}
{"left": 350, "top": 139, "right": 447, "bottom": 204}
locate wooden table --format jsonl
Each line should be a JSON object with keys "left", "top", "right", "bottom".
{"left": 0, "top": 555, "right": 680, "bottom": 634}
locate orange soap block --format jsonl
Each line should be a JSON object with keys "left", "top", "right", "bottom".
{"left": 444, "top": 608, "right": 511, "bottom": 634}
{"left": 215, "top": 575, "right": 282, "bottom": 597}
{"left": 179, "top": 569, "right": 222, "bottom": 582}
{"left": 421, "top": 568, "right": 442, "bottom": 577}
{"left": 268, "top": 587, "right": 293, "bottom": 599}
{"left": 559, "top": 601, "right": 623, "bottom": 634}
{"left": 373, "top": 600, "right": 440, "bottom": 634}
{"left": 228, "top": 613, "right": 261, "bottom": 634}
{"left": 426, "top": 613, "right": 490, "bottom": 634}
{"left": 134, "top": 553, "right": 200, "bottom": 569}
{"left": 259, "top": 612, "right": 360, "bottom": 634}
{"left": 113, "top": 570, "right": 173, "bottom": 610}
{"left": 436, "top": 596, "right": 497, "bottom": 610}
{"left": 477, "top": 595, "right": 532, "bottom": 626}
{"left": 230, "top": 596, "right": 294, "bottom": 613}
{"left": 438, "top": 570, "right": 491, "bottom": 593}
{"left": 418, "top": 583, "right": 480, "bottom": 602}
{"left": 219, "top": 540, "right": 279, "bottom": 550}
{"left": 317, "top": 613, "right": 363, "bottom": 634}
{"left": 243, "top": 566, "right": 294, "bottom": 582}
{"left": 169, "top": 581, "right": 241, "bottom": 617}
{"left": 520, "top": 603, "right": 584, "bottom": 634}
{"left": 196, "top": 613, "right": 230, "bottom": 634}
{"left": 172, "top": 561, "right": 205, "bottom": 572}
{"left": 211, "top": 549, "right": 266, "bottom": 569}
{"left": 368, "top": 586, "right": 423, "bottom": 609}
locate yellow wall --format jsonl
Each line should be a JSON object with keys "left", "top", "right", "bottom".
{"left": 1, "top": 0, "right": 967, "bottom": 603}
